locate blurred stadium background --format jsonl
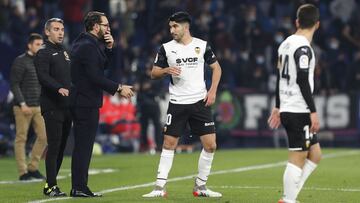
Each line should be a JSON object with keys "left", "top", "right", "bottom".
{"left": 0, "top": 0, "right": 360, "bottom": 202}
{"left": 1, "top": 0, "right": 359, "bottom": 155}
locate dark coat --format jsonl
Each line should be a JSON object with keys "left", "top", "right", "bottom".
{"left": 34, "top": 40, "right": 72, "bottom": 113}
{"left": 70, "top": 32, "right": 118, "bottom": 108}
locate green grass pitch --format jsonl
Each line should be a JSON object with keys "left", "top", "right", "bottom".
{"left": 0, "top": 148, "right": 359, "bottom": 202}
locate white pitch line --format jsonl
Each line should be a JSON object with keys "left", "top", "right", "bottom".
{"left": 28, "top": 150, "right": 360, "bottom": 203}
{"left": 212, "top": 185, "right": 360, "bottom": 192}
{"left": 0, "top": 169, "right": 117, "bottom": 185}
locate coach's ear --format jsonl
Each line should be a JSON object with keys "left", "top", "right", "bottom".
{"left": 315, "top": 21, "right": 320, "bottom": 30}
{"left": 44, "top": 28, "right": 50, "bottom": 37}
{"left": 295, "top": 19, "right": 300, "bottom": 29}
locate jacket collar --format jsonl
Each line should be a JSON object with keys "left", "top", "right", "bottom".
{"left": 44, "top": 39, "right": 63, "bottom": 50}
{"left": 80, "top": 32, "right": 106, "bottom": 51}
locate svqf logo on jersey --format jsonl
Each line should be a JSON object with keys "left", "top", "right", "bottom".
{"left": 176, "top": 57, "right": 198, "bottom": 64}
{"left": 195, "top": 47, "right": 200, "bottom": 55}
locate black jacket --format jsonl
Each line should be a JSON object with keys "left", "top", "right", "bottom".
{"left": 10, "top": 52, "right": 41, "bottom": 107}
{"left": 34, "top": 40, "right": 72, "bottom": 113}
{"left": 70, "top": 32, "right": 118, "bottom": 108}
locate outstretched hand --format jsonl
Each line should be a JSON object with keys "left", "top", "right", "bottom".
{"left": 119, "top": 85, "right": 134, "bottom": 98}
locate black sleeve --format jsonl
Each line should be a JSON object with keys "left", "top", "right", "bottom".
{"left": 294, "top": 46, "right": 316, "bottom": 112}
{"left": 275, "top": 70, "right": 280, "bottom": 108}
{"left": 78, "top": 43, "right": 118, "bottom": 95}
{"left": 34, "top": 49, "right": 63, "bottom": 92}
{"left": 10, "top": 57, "right": 25, "bottom": 104}
{"left": 104, "top": 48, "right": 113, "bottom": 70}
{"left": 154, "top": 45, "right": 169, "bottom": 68}
{"left": 204, "top": 42, "right": 217, "bottom": 65}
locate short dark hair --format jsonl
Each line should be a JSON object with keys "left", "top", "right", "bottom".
{"left": 84, "top": 11, "right": 106, "bottom": 32}
{"left": 44, "top": 18, "right": 64, "bottom": 31}
{"left": 168, "top": 11, "right": 192, "bottom": 25}
{"left": 296, "top": 4, "right": 319, "bottom": 29}
{"left": 27, "top": 33, "right": 42, "bottom": 44}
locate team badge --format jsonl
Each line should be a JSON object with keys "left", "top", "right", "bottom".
{"left": 64, "top": 51, "right": 70, "bottom": 61}
{"left": 195, "top": 47, "right": 200, "bottom": 55}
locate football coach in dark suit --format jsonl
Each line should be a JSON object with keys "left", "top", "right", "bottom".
{"left": 70, "top": 11, "right": 134, "bottom": 197}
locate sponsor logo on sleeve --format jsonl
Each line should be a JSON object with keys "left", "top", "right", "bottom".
{"left": 299, "top": 55, "right": 309, "bottom": 69}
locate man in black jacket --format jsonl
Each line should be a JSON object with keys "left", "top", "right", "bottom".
{"left": 70, "top": 11, "right": 133, "bottom": 197}
{"left": 10, "top": 33, "right": 47, "bottom": 181}
{"left": 34, "top": 18, "right": 71, "bottom": 197}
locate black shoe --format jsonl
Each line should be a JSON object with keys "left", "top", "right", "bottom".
{"left": 44, "top": 184, "right": 67, "bottom": 197}
{"left": 70, "top": 187, "right": 102, "bottom": 197}
{"left": 28, "top": 170, "right": 45, "bottom": 180}
{"left": 19, "top": 173, "right": 32, "bottom": 181}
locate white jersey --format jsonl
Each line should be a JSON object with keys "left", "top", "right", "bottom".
{"left": 154, "top": 37, "right": 217, "bottom": 104}
{"left": 277, "top": 34, "right": 316, "bottom": 113}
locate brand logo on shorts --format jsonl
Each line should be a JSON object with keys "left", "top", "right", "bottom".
{"left": 204, "top": 122, "right": 214, "bottom": 126}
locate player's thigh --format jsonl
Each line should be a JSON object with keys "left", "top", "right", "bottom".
{"left": 188, "top": 100, "right": 215, "bottom": 136}
{"left": 280, "top": 112, "right": 314, "bottom": 151}
{"left": 164, "top": 102, "right": 188, "bottom": 137}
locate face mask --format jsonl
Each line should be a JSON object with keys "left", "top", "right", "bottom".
{"left": 256, "top": 56, "right": 265, "bottom": 64}
{"left": 283, "top": 22, "right": 292, "bottom": 29}
{"left": 329, "top": 42, "right": 339, "bottom": 50}
{"left": 240, "top": 52, "right": 249, "bottom": 61}
{"left": 247, "top": 13, "right": 256, "bottom": 22}
{"left": 274, "top": 34, "right": 284, "bottom": 43}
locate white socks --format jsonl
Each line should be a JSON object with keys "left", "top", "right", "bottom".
{"left": 156, "top": 149, "right": 174, "bottom": 188}
{"left": 295, "top": 159, "right": 317, "bottom": 197}
{"left": 283, "top": 160, "right": 318, "bottom": 202}
{"left": 283, "top": 162, "right": 302, "bottom": 202}
{"left": 196, "top": 149, "right": 214, "bottom": 186}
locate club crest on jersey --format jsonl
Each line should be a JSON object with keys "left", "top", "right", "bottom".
{"left": 64, "top": 51, "right": 70, "bottom": 61}
{"left": 195, "top": 47, "right": 200, "bottom": 55}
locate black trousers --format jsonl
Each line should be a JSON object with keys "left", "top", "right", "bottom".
{"left": 43, "top": 109, "right": 72, "bottom": 187}
{"left": 71, "top": 107, "right": 99, "bottom": 190}
{"left": 139, "top": 101, "right": 163, "bottom": 150}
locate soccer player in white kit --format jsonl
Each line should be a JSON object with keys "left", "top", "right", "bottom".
{"left": 142, "top": 11, "right": 222, "bottom": 198}
{"left": 268, "top": 4, "right": 322, "bottom": 203}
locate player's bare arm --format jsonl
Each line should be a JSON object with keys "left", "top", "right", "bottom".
{"left": 310, "top": 112, "right": 320, "bottom": 134}
{"left": 151, "top": 66, "right": 181, "bottom": 79}
{"left": 204, "top": 61, "right": 221, "bottom": 106}
{"left": 268, "top": 108, "right": 281, "bottom": 129}
{"left": 268, "top": 65, "right": 281, "bottom": 129}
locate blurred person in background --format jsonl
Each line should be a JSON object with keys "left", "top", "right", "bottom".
{"left": 10, "top": 33, "right": 47, "bottom": 181}
{"left": 136, "top": 65, "right": 163, "bottom": 153}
